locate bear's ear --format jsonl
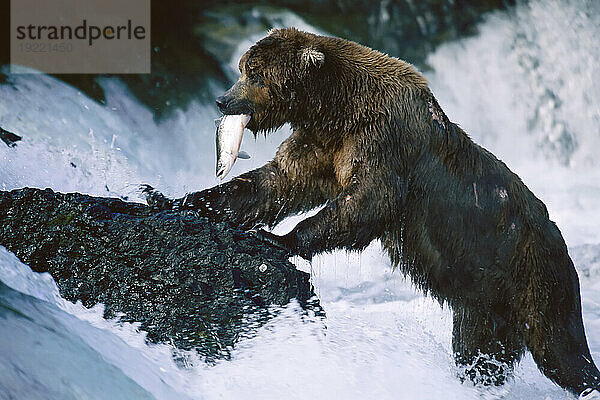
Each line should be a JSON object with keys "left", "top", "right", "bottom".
{"left": 301, "top": 47, "right": 325, "bottom": 69}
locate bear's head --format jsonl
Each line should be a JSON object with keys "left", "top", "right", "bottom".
{"left": 215, "top": 28, "right": 328, "bottom": 134}
{"left": 215, "top": 28, "right": 428, "bottom": 135}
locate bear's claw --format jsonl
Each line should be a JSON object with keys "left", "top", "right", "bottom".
{"left": 249, "top": 229, "right": 289, "bottom": 251}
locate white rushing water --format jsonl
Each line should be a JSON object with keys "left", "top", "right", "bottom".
{"left": 1, "top": 0, "right": 600, "bottom": 399}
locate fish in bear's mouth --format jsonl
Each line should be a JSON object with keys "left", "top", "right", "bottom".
{"left": 214, "top": 114, "right": 252, "bottom": 180}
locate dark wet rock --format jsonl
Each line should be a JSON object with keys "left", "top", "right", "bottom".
{"left": 0, "top": 187, "right": 320, "bottom": 362}
{"left": 0, "top": 127, "right": 21, "bottom": 147}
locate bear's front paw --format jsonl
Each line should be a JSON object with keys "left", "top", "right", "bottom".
{"left": 249, "top": 229, "right": 291, "bottom": 252}
{"left": 249, "top": 229, "right": 311, "bottom": 260}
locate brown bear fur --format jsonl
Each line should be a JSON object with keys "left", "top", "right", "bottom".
{"left": 145, "top": 28, "right": 600, "bottom": 395}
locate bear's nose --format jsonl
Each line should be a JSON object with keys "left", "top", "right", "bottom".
{"left": 216, "top": 96, "right": 228, "bottom": 112}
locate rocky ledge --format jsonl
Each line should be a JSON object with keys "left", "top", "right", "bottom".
{"left": 0, "top": 187, "right": 320, "bottom": 362}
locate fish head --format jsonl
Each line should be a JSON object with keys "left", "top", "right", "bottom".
{"left": 215, "top": 28, "right": 325, "bottom": 135}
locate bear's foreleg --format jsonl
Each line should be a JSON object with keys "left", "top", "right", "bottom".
{"left": 272, "top": 178, "right": 391, "bottom": 259}
{"left": 145, "top": 161, "right": 331, "bottom": 230}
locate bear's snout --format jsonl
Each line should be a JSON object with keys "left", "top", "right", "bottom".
{"left": 215, "top": 81, "right": 254, "bottom": 116}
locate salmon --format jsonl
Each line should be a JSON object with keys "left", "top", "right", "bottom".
{"left": 215, "top": 114, "right": 251, "bottom": 179}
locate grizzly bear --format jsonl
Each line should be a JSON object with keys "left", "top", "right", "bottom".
{"left": 144, "top": 28, "right": 600, "bottom": 397}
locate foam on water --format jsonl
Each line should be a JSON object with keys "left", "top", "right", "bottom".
{"left": 1, "top": 0, "right": 600, "bottom": 398}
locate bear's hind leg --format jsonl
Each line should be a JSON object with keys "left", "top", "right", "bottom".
{"left": 453, "top": 307, "right": 525, "bottom": 386}
{"left": 519, "top": 253, "right": 600, "bottom": 396}
{"left": 524, "top": 298, "right": 600, "bottom": 396}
